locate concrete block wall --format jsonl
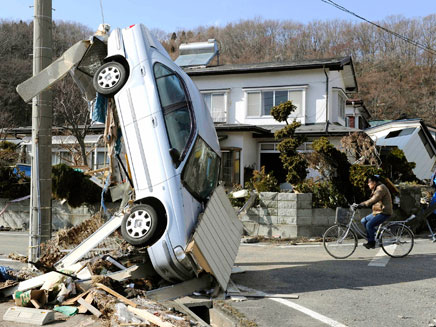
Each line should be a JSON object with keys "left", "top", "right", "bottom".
{"left": 0, "top": 198, "right": 99, "bottom": 230}
{"left": 242, "top": 192, "right": 337, "bottom": 238}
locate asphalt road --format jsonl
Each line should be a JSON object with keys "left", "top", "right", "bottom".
{"left": 1, "top": 232, "right": 436, "bottom": 326}
{"left": 232, "top": 239, "right": 436, "bottom": 327}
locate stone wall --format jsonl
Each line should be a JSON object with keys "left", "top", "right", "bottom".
{"left": 0, "top": 198, "right": 99, "bottom": 230}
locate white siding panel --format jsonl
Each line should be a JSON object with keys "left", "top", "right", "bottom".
{"left": 190, "top": 186, "right": 243, "bottom": 290}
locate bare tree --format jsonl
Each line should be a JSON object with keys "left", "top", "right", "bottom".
{"left": 52, "top": 75, "right": 91, "bottom": 166}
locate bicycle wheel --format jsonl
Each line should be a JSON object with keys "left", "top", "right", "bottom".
{"left": 323, "top": 224, "right": 358, "bottom": 259}
{"left": 380, "top": 224, "right": 414, "bottom": 258}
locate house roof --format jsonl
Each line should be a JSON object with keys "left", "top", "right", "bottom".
{"left": 184, "top": 56, "right": 358, "bottom": 92}
{"left": 365, "top": 118, "right": 436, "bottom": 154}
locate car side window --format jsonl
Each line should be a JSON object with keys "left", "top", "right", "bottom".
{"left": 154, "top": 63, "right": 193, "bottom": 157}
{"left": 154, "top": 63, "right": 192, "bottom": 156}
{"left": 182, "top": 136, "right": 221, "bottom": 201}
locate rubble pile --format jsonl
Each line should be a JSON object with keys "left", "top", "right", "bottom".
{"left": 0, "top": 218, "right": 211, "bottom": 326}
{"left": 38, "top": 212, "right": 106, "bottom": 266}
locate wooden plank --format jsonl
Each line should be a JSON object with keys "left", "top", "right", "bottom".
{"left": 30, "top": 299, "right": 40, "bottom": 309}
{"left": 78, "top": 292, "right": 94, "bottom": 314}
{"left": 145, "top": 274, "right": 213, "bottom": 302}
{"left": 95, "top": 283, "right": 137, "bottom": 308}
{"left": 77, "top": 297, "right": 102, "bottom": 318}
{"left": 62, "top": 290, "right": 91, "bottom": 306}
{"left": 127, "top": 306, "right": 175, "bottom": 327}
{"left": 55, "top": 213, "right": 124, "bottom": 269}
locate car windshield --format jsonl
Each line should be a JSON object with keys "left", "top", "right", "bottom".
{"left": 182, "top": 137, "right": 220, "bottom": 200}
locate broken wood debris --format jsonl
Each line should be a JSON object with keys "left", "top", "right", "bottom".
{"left": 128, "top": 305, "right": 176, "bottom": 327}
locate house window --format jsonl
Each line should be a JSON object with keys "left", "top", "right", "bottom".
{"left": 346, "top": 116, "right": 356, "bottom": 128}
{"left": 202, "top": 92, "right": 226, "bottom": 123}
{"left": 247, "top": 89, "right": 303, "bottom": 117}
{"left": 385, "top": 128, "right": 415, "bottom": 139}
{"left": 338, "top": 93, "right": 346, "bottom": 119}
{"left": 220, "top": 149, "right": 241, "bottom": 186}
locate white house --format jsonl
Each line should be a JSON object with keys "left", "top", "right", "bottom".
{"left": 345, "top": 98, "right": 371, "bottom": 129}
{"left": 365, "top": 119, "right": 436, "bottom": 180}
{"left": 182, "top": 56, "right": 362, "bottom": 186}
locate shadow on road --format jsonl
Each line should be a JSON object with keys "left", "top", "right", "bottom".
{"left": 232, "top": 252, "right": 436, "bottom": 294}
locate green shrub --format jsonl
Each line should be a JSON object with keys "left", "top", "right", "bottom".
{"left": 311, "top": 137, "right": 354, "bottom": 203}
{"left": 0, "top": 166, "right": 30, "bottom": 199}
{"left": 0, "top": 141, "right": 29, "bottom": 199}
{"left": 245, "top": 166, "right": 279, "bottom": 193}
{"left": 271, "top": 101, "right": 308, "bottom": 185}
{"left": 52, "top": 164, "right": 101, "bottom": 207}
{"left": 381, "top": 148, "right": 418, "bottom": 183}
{"left": 295, "top": 179, "right": 347, "bottom": 208}
{"left": 349, "top": 165, "right": 383, "bottom": 203}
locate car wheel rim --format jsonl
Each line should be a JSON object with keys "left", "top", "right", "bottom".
{"left": 126, "top": 210, "right": 152, "bottom": 239}
{"left": 97, "top": 66, "right": 121, "bottom": 89}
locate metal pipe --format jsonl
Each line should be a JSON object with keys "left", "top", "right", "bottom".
{"left": 323, "top": 66, "right": 329, "bottom": 132}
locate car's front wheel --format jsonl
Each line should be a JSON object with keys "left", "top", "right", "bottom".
{"left": 121, "top": 204, "right": 158, "bottom": 246}
{"left": 93, "top": 61, "right": 127, "bottom": 97}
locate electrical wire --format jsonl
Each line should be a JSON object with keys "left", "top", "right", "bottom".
{"left": 321, "top": 0, "right": 436, "bottom": 56}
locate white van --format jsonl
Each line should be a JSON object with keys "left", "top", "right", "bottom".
{"left": 92, "top": 25, "right": 221, "bottom": 282}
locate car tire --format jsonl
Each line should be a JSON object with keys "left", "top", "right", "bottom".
{"left": 93, "top": 61, "right": 127, "bottom": 97}
{"left": 121, "top": 204, "right": 158, "bottom": 246}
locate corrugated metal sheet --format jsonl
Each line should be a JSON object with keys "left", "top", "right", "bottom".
{"left": 188, "top": 185, "right": 243, "bottom": 290}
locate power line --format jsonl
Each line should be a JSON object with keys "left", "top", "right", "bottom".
{"left": 321, "top": 0, "right": 436, "bottom": 56}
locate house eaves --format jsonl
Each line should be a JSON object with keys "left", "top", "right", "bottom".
{"left": 184, "top": 56, "right": 358, "bottom": 92}
{"left": 214, "top": 123, "right": 271, "bottom": 135}
{"left": 253, "top": 123, "right": 361, "bottom": 138}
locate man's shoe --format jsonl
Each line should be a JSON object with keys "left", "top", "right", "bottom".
{"left": 363, "top": 241, "right": 375, "bottom": 249}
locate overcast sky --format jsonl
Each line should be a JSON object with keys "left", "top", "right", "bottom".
{"left": 1, "top": 0, "right": 435, "bottom": 32}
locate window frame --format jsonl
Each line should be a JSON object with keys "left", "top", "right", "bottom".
{"left": 200, "top": 89, "right": 229, "bottom": 123}
{"left": 244, "top": 85, "right": 306, "bottom": 118}
{"left": 153, "top": 62, "right": 196, "bottom": 165}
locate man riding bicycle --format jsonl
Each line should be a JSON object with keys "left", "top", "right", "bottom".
{"left": 354, "top": 175, "right": 393, "bottom": 249}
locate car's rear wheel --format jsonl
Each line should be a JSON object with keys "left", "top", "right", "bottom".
{"left": 121, "top": 204, "right": 158, "bottom": 246}
{"left": 93, "top": 61, "right": 127, "bottom": 97}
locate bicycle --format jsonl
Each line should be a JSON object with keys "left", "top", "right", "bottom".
{"left": 323, "top": 204, "right": 415, "bottom": 259}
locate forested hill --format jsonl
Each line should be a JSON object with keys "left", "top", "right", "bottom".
{"left": 1, "top": 16, "right": 435, "bottom": 128}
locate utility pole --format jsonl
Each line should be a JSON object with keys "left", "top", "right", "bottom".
{"left": 29, "top": 0, "right": 53, "bottom": 262}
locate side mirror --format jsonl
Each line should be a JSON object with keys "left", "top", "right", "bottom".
{"left": 169, "top": 148, "right": 180, "bottom": 164}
